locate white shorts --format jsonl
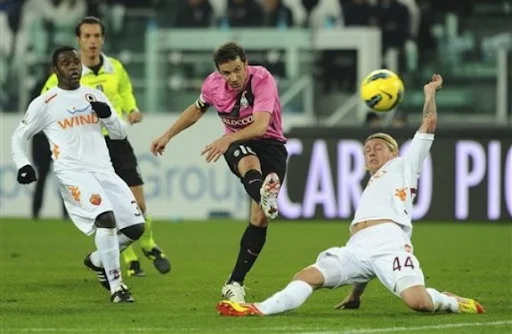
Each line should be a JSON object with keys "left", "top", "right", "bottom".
{"left": 312, "top": 223, "right": 424, "bottom": 297}
{"left": 56, "top": 169, "right": 145, "bottom": 235}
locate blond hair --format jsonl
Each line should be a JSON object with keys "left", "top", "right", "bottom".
{"left": 364, "top": 133, "right": 399, "bottom": 153}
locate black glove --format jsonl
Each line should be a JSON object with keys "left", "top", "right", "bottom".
{"left": 90, "top": 101, "right": 112, "bottom": 118}
{"left": 17, "top": 165, "right": 37, "bottom": 184}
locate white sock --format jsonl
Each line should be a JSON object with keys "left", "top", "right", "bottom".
{"left": 426, "top": 288, "right": 459, "bottom": 312}
{"left": 255, "top": 280, "right": 313, "bottom": 315}
{"left": 117, "top": 232, "right": 135, "bottom": 252}
{"left": 90, "top": 251, "right": 102, "bottom": 267}
{"left": 95, "top": 228, "right": 122, "bottom": 294}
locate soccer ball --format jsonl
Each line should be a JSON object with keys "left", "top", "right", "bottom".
{"left": 360, "top": 69, "right": 405, "bottom": 112}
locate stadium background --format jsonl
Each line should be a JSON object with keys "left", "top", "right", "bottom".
{"left": 0, "top": 1, "right": 511, "bottom": 333}
{"left": 0, "top": 0, "right": 510, "bottom": 222}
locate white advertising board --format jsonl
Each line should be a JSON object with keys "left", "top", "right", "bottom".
{"left": 0, "top": 113, "right": 309, "bottom": 220}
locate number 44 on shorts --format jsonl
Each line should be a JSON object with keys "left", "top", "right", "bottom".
{"left": 392, "top": 256, "right": 415, "bottom": 271}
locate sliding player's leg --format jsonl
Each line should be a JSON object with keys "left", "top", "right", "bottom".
{"left": 218, "top": 246, "right": 369, "bottom": 316}
{"left": 369, "top": 225, "right": 484, "bottom": 314}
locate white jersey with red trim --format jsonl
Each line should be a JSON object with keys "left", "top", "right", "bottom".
{"left": 11, "top": 86, "right": 126, "bottom": 173}
{"left": 350, "top": 132, "right": 434, "bottom": 237}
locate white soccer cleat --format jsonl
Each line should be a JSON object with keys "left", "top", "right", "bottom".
{"left": 221, "top": 282, "right": 246, "bottom": 303}
{"left": 260, "top": 172, "right": 280, "bottom": 219}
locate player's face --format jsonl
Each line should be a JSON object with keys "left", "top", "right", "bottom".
{"left": 218, "top": 57, "right": 248, "bottom": 92}
{"left": 54, "top": 50, "right": 82, "bottom": 89}
{"left": 77, "top": 24, "right": 104, "bottom": 59}
{"left": 364, "top": 138, "right": 397, "bottom": 174}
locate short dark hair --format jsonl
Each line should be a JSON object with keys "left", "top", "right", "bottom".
{"left": 52, "top": 46, "right": 78, "bottom": 66}
{"left": 213, "top": 42, "right": 247, "bottom": 69}
{"left": 75, "top": 16, "right": 106, "bottom": 37}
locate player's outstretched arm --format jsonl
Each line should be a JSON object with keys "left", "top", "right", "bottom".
{"left": 11, "top": 99, "right": 48, "bottom": 184}
{"left": 150, "top": 103, "right": 205, "bottom": 156}
{"left": 417, "top": 74, "right": 442, "bottom": 134}
{"left": 334, "top": 283, "right": 367, "bottom": 310}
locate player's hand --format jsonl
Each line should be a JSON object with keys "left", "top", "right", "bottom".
{"left": 128, "top": 111, "right": 143, "bottom": 125}
{"left": 334, "top": 294, "right": 361, "bottom": 310}
{"left": 201, "top": 136, "right": 232, "bottom": 163}
{"left": 151, "top": 134, "right": 171, "bottom": 156}
{"left": 17, "top": 165, "right": 37, "bottom": 184}
{"left": 90, "top": 101, "right": 112, "bottom": 118}
{"left": 424, "top": 74, "right": 443, "bottom": 94}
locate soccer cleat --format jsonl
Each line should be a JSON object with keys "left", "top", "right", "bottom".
{"left": 443, "top": 292, "right": 485, "bottom": 314}
{"left": 221, "top": 281, "right": 246, "bottom": 303}
{"left": 217, "top": 300, "right": 262, "bottom": 316}
{"left": 142, "top": 246, "right": 171, "bottom": 274}
{"left": 127, "top": 261, "right": 146, "bottom": 277}
{"left": 260, "top": 172, "right": 280, "bottom": 219}
{"left": 83, "top": 253, "right": 109, "bottom": 291}
{"left": 110, "top": 284, "right": 135, "bottom": 303}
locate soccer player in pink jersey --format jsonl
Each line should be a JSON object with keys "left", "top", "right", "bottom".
{"left": 151, "top": 42, "right": 287, "bottom": 302}
{"left": 216, "top": 74, "right": 485, "bottom": 316}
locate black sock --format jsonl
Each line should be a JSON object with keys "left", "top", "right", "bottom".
{"left": 242, "top": 169, "right": 263, "bottom": 204}
{"left": 229, "top": 223, "right": 267, "bottom": 284}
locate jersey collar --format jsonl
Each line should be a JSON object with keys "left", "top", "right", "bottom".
{"left": 82, "top": 53, "right": 115, "bottom": 75}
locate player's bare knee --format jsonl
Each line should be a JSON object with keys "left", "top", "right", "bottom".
{"left": 94, "top": 211, "right": 116, "bottom": 229}
{"left": 250, "top": 209, "right": 268, "bottom": 227}
{"left": 119, "top": 223, "right": 145, "bottom": 240}
{"left": 401, "top": 286, "right": 434, "bottom": 312}
{"left": 292, "top": 266, "right": 324, "bottom": 289}
{"left": 238, "top": 155, "right": 261, "bottom": 175}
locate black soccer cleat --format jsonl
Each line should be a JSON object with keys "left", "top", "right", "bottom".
{"left": 83, "top": 253, "right": 110, "bottom": 291}
{"left": 111, "top": 284, "right": 135, "bottom": 303}
{"left": 127, "top": 260, "right": 146, "bottom": 277}
{"left": 142, "top": 246, "right": 171, "bottom": 274}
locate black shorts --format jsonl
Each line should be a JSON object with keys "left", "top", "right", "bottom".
{"left": 224, "top": 139, "right": 288, "bottom": 183}
{"left": 104, "top": 136, "right": 143, "bottom": 187}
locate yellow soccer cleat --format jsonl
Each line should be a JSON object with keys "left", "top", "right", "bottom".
{"left": 217, "top": 300, "right": 263, "bottom": 317}
{"left": 443, "top": 292, "right": 485, "bottom": 314}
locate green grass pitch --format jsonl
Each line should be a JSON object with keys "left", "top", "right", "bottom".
{"left": 1, "top": 219, "right": 511, "bottom": 333}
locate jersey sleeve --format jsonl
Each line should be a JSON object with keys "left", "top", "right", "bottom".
{"left": 11, "top": 98, "right": 49, "bottom": 168}
{"left": 117, "top": 61, "right": 138, "bottom": 114}
{"left": 40, "top": 74, "right": 58, "bottom": 94}
{"left": 96, "top": 90, "right": 127, "bottom": 140}
{"left": 195, "top": 76, "right": 213, "bottom": 111}
{"left": 402, "top": 132, "right": 434, "bottom": 176}
{"left": 252, "top": 72, "right": 278, "bottom": 114}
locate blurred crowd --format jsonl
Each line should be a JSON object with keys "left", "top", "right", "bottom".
{"left": 0, "top": 0, "right": 509, "bottom": 117}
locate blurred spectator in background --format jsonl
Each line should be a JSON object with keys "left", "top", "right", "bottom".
{"left": 51, "top": 0, "right": 87, "bottom": 46}
{"left": 365, "top": 112, "right": 382, "bottom": 128}
{"left": 416, "top": 0, "right": 437, "bottom": 67}
{"left": 376, "top": 0, "right": 410, "bottom": 70}
{"left": 104, "top": 0, "right": 126, "bottom": 35}
{"left": 226, "top": 0, "right": 263, "bottom": 27}
{"left": 261, "top": 0, "right": 294, "bottom": 28}
{"left": 175, "top": 0, "right": 213, "bottom": 28}
{"left": 86, "top": 0, "right": 104, "bottom": 17}
{"left": 340, "top": 0, "right": 376, "bottom": 27}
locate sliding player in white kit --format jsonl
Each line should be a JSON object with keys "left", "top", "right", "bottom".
{"left": 217, "top": 74, "right": 485, "bottom": 316}
{"left": 11, "top": 46, "right": 145, "bottom": 303}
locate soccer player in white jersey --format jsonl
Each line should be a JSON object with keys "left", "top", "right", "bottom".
{"left": 217, "top": 74, "right": 486, "bottom": 316}
{"left": 11, "top": 46, "right": 146, "bottom": 303}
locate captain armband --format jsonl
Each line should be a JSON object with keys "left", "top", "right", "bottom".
{"left": 195, "top": 94, "right": 211, "bottom": 112}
